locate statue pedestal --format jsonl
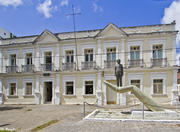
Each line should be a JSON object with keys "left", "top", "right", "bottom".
{"left": 0, "top": 93, "right": 3, "bottom": 104}
{"left": 35, "top": 92, "right": 40, "bottom": 104}
{"left": 172, "top": 89, "right": 179, "bottom": 105}
{"left": 55, "top": 91, "right": 60, "bottom": 105}
{"left": 97, "top": 91, "right": 102, "bottom": 106}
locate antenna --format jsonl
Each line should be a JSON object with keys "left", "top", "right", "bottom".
{"left": 66, "top": 5, "right": 81, "bottom": 70}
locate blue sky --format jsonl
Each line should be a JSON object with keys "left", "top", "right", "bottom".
{"left": 0, "top": 0, "right": 175, "bottom": 35}
{"left": 0, "top": 0, "right": 180, "bottom": 62}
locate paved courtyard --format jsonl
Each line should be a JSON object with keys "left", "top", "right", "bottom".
{"left": 0, "top": 104, "right": 180, "bottom": 132}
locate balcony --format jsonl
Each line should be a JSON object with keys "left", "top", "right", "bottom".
{"left": 41, "top": 63, "right": 54, "bottom": 71}
{"left": 22, "top": 65, "right": 34, "bottom": 72}
{"left": 62, "top": 63, "right": 76, "bottom": 71}
{"left": 81, "top": 61, "right": 96, "bottom": 70}
{"left": 128, "top": 59, "right": 144, "bottom": 68}
{"left": 6, "top": 66, "right": 18, "bottom": 73}
{"left": 151, "top": 58, "right": 167, "bottom": 67}
{"left": 104, "top": 60, "right": 116, "bottom": 69}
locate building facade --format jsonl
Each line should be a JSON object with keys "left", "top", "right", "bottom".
{"left": 0, "top": 22, "right": 179, "bottom": 105}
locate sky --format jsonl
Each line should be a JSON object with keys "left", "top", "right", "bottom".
{"left": 0, "top": 0, "right": 180, "bottom": 64}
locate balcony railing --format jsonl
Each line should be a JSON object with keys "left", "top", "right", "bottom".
{"left": 22, "top": 65, "right": 34, "bottom": 72}
{"left": 81, "top": 61, "right": 96, "bottom": 70}
{"left": 62, "top": 63, "right": 76, "bottom": 71}
{"left": 128, "top": 59, "right": 144, "bottom": 68}
{"left": 104, "top": 60, "right": 116, "bottom": 68}
{"left": 151, "top": 58, "right": 167, "bottom": 67}
{"left": 6, "top": 66, "right": 18, "bottom": 73}
{"left": 41, "top": 63, "right": 54, "bottom": 71}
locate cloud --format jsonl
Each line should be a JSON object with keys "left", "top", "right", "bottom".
{"left": 0, "top": 0, "right": 22, "bottom": 7}
{"left": 37, "top": 0, "right": 57, "bottom": 18}
{"left": 92, "top": 2, "right": 103, "bottom": 12}
{"left": 60, "top": 0, "right": 68, "bottom": 7}
{"left": 161, "top": 0, "right": 180, "bottom": 44}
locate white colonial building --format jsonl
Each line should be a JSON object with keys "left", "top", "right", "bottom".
{"left": 0, "top": 22, "right": 179, "bottom": 105}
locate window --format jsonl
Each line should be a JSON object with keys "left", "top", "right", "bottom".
{"left": 153, "top": 45, "right": 162, "bottom": 59}
{"left": 85, "top": 81, "right": 93, "bottom": 94}
{"left": 10, "top": 83, "right": 16, "bottom": 95}
{"left": 130, "top": 46, "right": 140, "bottom": 60}
{"left": 66, "top": 50, "right": 74, "bottom": 63}
{"left": 26, "top": 53, "right": 32, "bottom": 65}
{"left": 25, "top": 82, "right": 32, "bottom": 95}
{"left": 45, "top": 52, "right": 52, "bottom": 64}
{"left": 107, "top": 48, "right": 116, "bottom": 61}
{"left": 66, "top": 81, "right": 74, "bottom": 95}
{"left": 10, "top": 54, "right": 16, "bottom": 66}
{"left": 130, "top": 80, "right": 140, "bottom": 94}
{"left": 85, "top": 49, "right": 93, "bottom": 62}
{"left": 153, "top": 79, "right": 163, "bottom": 94}
{"left": 131, "top": 80, "right": 140, "bottom": 88}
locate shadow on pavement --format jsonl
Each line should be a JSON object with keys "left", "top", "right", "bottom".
{"left": 0, "top": 124, "right": 11, "bottom": 127}
{"left": 0, "top": 106, "right": 23, "bottom": 111}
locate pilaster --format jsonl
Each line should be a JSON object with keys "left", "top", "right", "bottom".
{"left": 55, "top": 74, "right": 60, "bottom": 105}
{"left": 35, "top": 45, "right": 40, "bottom": 71}
{"left": 0, "top": 49, "right": 2, "bottom": 73}
{"left": 0, "top": 78, "right": 3, "bottom": 104}
{"left": 97, "top": 39, "right": 102, "bottom": 68}
{"left": 172, "top": 70, "right": 179, "bottom": 105}
{"left": 97, "top": 71, "right": 102, "bottom": 106}
{"left": 173, "top": 36, "right": 177, "bottom": 66}
{"left": 35, "top": 75, "right": 40, "bottom": 104}
{"left": 55, "top": 43, "right": 60, "bottom": 71}
{"left": 121, "top": 39, "right": 125, "bottom": 66}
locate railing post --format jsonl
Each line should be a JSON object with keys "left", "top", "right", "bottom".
{"left": 142, "top": 103, "right": 144, "bottom": 120}
{"left": 83, "top": 102, "right": 86, "bottom": 118}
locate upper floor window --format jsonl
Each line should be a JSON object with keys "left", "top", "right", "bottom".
{"left": 10, "top": 54, "right": 16, "bottom": 66}
{"left": 45, "top": 52, "right": 52, "bottom": 64}
{"left": 107, "top": 48, "right": 116, "bottom": 61}
{"left": 26, "top": 53, "right": 32, "bottom": 65}
{"left": 85, "top": 49, "right": 93, "bottom": 62}
{"left": 153, "top": 79, "right": 163, "bottom": 94}
{"left": 130, "top": 46, "right": 140, "bottom": 60}
{"left": 153, "top": 45, "right": 162, "bottom": 59}
{"left": 10, "top": 83, "right": 16, "bottom": 96}
{"left": 66, "top": 50, "right": 74, "bottom": 63}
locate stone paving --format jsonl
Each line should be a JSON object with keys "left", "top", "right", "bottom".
{"left": 0, "top": 104, "right": 180, "bottom": 132}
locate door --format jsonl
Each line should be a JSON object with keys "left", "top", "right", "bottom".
{"left": 44, "top": 82, "right": 52, "bottom": 103}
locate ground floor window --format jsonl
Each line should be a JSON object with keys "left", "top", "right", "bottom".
{"left": 130, "top": 80, "right": 140, "bottom": 94}
{"left": 25, "top": 82, "right": 32, "bottom": 95}
{"left": 153, "top": 79, "right": 163, "bottom": 94}
{"left": 66, "top": 81, "right": 74, "bottom": 95}
{"left": 10, "top": 83, "right": 16, "bottom": 95}
{"left": 85, "top": 81, "right": 93, "bottom": 94}
{"left": 130, "top": 80, "right": 140, "bottom": 88}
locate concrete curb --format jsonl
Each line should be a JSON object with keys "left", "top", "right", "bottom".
{"left": 84, "top": 117, "right": 180, "bottom": 123}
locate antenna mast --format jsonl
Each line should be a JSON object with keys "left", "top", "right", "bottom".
{"left": 67, "top": 5, "right": 81, "bottom": 70}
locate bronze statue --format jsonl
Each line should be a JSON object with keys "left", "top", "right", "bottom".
{"left": 115, "top": 59, "right": 123, "bottom": 87}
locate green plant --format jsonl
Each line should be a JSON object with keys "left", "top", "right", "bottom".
{"left": 30, "top": 120, "right": 59, "bottom": 132}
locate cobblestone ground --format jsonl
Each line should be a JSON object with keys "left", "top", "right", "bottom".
{"left": 0, "top": 104, "right": 180, "bottom": 132}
